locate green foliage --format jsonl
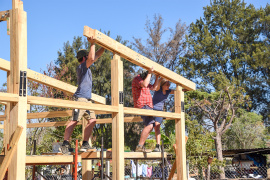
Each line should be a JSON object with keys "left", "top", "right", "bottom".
{"left": 223, "top": 110, "right": 267, "bottom": 149}
{"left": 182, "top": 0, "right": 270, "bottom": 124}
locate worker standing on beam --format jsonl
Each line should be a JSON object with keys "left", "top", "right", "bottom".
{"left": 152, "top": 79, "right": 175, "bottom": 152}
{"left": 132, "top": 67, "right": 160, "bottom": 152}
{"left": 61, "top": 37, "right": 105, "bottom": 154}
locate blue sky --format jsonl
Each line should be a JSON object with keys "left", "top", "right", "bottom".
{"left": 0, "top": 0, "right": 269, "bottom": 87}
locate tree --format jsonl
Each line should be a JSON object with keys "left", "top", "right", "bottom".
{"left": 183, "top": 0, "right": 269, "bottom": 123}
{"left": 187, "top": 77, "right": 249, "bottom": 178}
{"left": 223, "top": 110, "right": 266, "bottom": 149}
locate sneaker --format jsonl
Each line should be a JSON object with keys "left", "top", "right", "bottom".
{"left": 152, "top": 146, "right": 161, "bottom": 152}
{"left": 61, "top": 142, "right": 73, "bottom": 155}
{"left": 135, "top": 145, "right": 151, "bottom": 153}
{"left": 79, "top": 142, "right": 96, "bottom": 152}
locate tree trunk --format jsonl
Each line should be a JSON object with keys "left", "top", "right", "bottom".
{"left": 215, "top": 134, "right": 225, "bottom": 179}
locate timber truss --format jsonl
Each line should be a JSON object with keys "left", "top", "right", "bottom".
{"left": 0, "top": 0, "right": 195, "bottom": 179}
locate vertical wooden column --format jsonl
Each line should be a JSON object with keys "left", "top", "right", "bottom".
{"left": 175, "top": 85, "right": 187, "bottom": 180}
{"left": 4, "top": 72, "right": 10, "bottom": 154}
{"left": 111, "top": 54, "right": 124, "bottom": 180}
{"left": 8, "top": 1, "right": 27, "bottom": 179}
{"left": 82, "top": 118, "right": 93, "bottom": 180}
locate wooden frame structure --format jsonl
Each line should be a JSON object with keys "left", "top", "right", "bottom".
{"left": 0, "top": 1, "right": 196, "bottom": 179}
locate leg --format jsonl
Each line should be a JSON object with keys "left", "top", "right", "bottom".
{"left": 64, "top": 121, "right": 78, "bottom": 141}
{"left": 154, "top": 121, "right": 161, "bottom": 145}
{"left": 138, "top": 123, "right": 154, "bottom": 146}
{"left": 83, "top": 118, "right": 96, "bottom": 141}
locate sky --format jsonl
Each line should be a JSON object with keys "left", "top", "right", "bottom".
{"left": 0, "top": 0, "right": 269, "bottom": 87}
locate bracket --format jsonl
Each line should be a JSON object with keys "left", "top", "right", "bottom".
{"left": 119, "top": 91, "right": 124, "bottom": 104}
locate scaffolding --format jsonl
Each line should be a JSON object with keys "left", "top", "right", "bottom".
{"left": 0, "top": 0, "right": 196, "bottom": 179}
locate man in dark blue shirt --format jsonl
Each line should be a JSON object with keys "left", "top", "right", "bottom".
{"left": 61, "top": 37, "right": 104, "bottom": 154}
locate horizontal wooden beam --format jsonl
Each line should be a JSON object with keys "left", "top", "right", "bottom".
{"left": 26, "top": 117, "right": 142, "bottom": 128}
{"left": 0, "top": 101, "right": 7, "bottom": 105}
{"left": 0, "top": 92, "right": 19, "bottom": 102}
{"left": 25, "top": 155, "right": 82, "bottom": 165}
{"left": 0, "top": 115, "right": 6, "bottom": 121}
{"left": 27, "top": 110, "right": 111, "bottom": 120}
{"left": 83, "top": 26, "right": 196, "bottom": 91}
{"left": 0, "top": 58, "right": 105, "bottom": 104}
{"left": 124, "top": 107, "right": 181, "bottom": 119}
{"left": 27, "top": 96, "right": 118, "bottom": 113}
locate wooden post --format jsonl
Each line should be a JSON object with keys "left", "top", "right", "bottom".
{"left": 82, "top": 118, "right": 93, "bottom": 180}
{"left": 111, "top": 54, "right": 124, "bottom": 180}
{"left": 8, "top": 1, "right": 28, "bottom": 178}
{"left": 175, "top": 86, "right": 187, "bottom": 180}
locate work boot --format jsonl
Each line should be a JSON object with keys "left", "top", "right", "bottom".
{"left": 152, "top": 144, "right": 161, "bottom": 152}
{"left": 135, "top": 145, "right": 151, "bottom": 153}
{"left": 61, "top": 141, "right": 74, "bottom": 155}
{"left": 79, "top": 141, "right": 96, "bottom": 152}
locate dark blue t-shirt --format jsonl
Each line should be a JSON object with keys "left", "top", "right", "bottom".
{"left": 153, "top": 88, "right": 172, "bottom": 111}
{"left": 74, "top": 61, "right": 92, "bottom": 99}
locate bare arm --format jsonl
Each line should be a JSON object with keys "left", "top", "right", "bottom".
{"left": 86, "top": 37, "right": 105, "bottom": 68}
{"left": 140, "top": 66, "right": 154, "bottom": 88}
{"left": 150, "top": 75, "right": 161, "bottom": 91}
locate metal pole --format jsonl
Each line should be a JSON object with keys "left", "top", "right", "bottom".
{"left": 101, "top": 137, "right": 104, "bottom": 180}
{"left": 32, "top": 140, "right": 36, "bottom": 180}
{"left": 136, "top": 159, "right": 138, "bottom": 180}
{"left": 161, "top": 140, "right": 165, "bottom": 180}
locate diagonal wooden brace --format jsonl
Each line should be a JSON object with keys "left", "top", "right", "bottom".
{"left": 0, "top": 126, "right": 23, "bottom": 180}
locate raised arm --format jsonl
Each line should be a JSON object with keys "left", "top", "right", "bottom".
{"left": 140, "top": 67, "right": 154, "bottom": 88}
{"left": 86, "top": 36, "right": 105, "bottom": 68}
{"left": 150, "top": 75, "right": 161, "bottom": 91}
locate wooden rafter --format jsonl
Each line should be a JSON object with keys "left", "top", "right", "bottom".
{"left": 83, "top": 26, "right": 196, "bottom": 91}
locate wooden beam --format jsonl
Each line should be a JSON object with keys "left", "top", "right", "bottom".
{"left": 0, "top": 115, "right": 6, "bottom": 121}
{"left": 26, "top": 110, "right": 111, "bottom": 119}
{"left": 0, "top": 124, "right": 3, "bottom": 129}
{"left": 0, "top": 92, "right": 19, "bottom": 102}
{"left": 124, "top": 107, "right": 181, "bottom": 119}
{"left": 111, "top": 54, "right": 124, "bottom": 180}
{"left": 174, "top": 86, "right": 187, "bottom": 180}
{"left": 0, "top": 126, "right": 23, "bottom": 180}
{"left": 8, "top": 7, "right": 27, "bottom": 179}
{"left": 25, "top": 155, "right": 82, "bottom": 165}
{"left": 26, "top": 117, "right": 142, "bottom": 128}
{"left": 0, "top": 58, "right": 106, "bottom": 104}
{"left": 27, "top": 96, "right": 118, "bottom": 113}
{"left": 0, "top": 101, "right": 7, "bottom": 105}
{"left": 83, "top": 26, "right": 196, "bottom": 91}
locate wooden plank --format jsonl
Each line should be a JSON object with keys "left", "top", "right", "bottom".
{"left": 7, "top": 16, "right": 10, "bottom": 35}
{"left": 0, "top": 58, "right": 106, "bottom": 104}
{"left": 124, "top": 107, "right": 181, "bottom": 119}
{"left": 26, "top": 110, "right": 110, "bottom": 119}
{"left": 83, "top": 26, "right": 196, "bottom": 91}
{"left": 175, "top": 86, "right": 187, "bottom": 180}
{"left": 0, "top": 92, "right": 19, "bottom": 102}
{"left": 27, "top": 96, "right": 118, "bottom": 113}
{"left": 168, "top": 144, "right": 177, "bottom": 180}
{"left": 0, "top": 115, "right": 6, "bottom": 121}
{"left": 25, "top": 155, "right": 81, "bottom": 164}
{"left": 111, "top": 54, "right": 124, "bottom": 180}
{"left": 26, "top": 117, "right": 142, "bottom": 128}
{"left": 0, "top": 126, "right": 23, "bottom": 180}
{"left": 0, "top": 101, "right": 8, "bottom": 105}
{"left": 8, "top": 7, "right": 27, "bottom": 179}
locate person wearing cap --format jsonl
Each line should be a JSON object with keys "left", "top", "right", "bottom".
{"left": 61, "top": 36, "right": 105, "bottom": 154}
{"left": 152, "top": 79, "right": 175, "bottom": 152}
{"left": 132, "top": 67, "right": 161, "bottom": 152}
